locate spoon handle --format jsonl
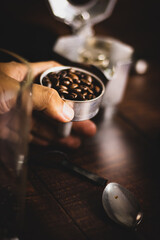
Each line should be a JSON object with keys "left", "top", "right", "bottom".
{"left": 31, "top": 150, "right": 108, "bottom": 186}
{"left": 60, "top": 158, "right": 108, "bottom": 186}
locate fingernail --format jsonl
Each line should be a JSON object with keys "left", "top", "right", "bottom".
{"left": 62, "top": 103, "right": 74, "bottom": 121}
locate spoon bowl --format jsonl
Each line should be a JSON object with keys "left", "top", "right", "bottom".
{"left": 102, "top": 182, "right": 143, "bottom": 228}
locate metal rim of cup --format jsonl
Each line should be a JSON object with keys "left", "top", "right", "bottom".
{"left": 40, "top": 66, "right": 105, "bottom": 103}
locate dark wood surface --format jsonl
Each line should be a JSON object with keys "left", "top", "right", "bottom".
{"left": 1, "top": 1, "right": 160, "bottom": 240}
{"left": 24, "top": 62, "right": 160, "bottom": 240}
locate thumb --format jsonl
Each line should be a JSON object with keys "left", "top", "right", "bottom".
{"left": 32, "top": 84, "right": 74, "bottom": 122}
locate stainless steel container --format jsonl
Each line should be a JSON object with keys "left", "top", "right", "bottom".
{"left": 40, "top": 66, "right": 105, "bottom": 136}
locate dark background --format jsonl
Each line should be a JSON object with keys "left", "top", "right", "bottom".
{"left": 0, "top": 0, "right": 160, "bottom": 62}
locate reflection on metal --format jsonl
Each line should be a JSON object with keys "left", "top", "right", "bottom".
{"left": 48, "top": 0, "right": 117, "bottom": 31}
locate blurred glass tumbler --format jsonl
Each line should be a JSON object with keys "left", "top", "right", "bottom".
{"left": 40, "top": 66, "right": 105, "bottom": 137}
{"left": 0, "top": 49, "right": 32, "bottom": 239}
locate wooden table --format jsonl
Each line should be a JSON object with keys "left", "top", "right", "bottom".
{"left": 23, "top": 57, "right": 160, "bottom": 240}
{"left": 1, "top": 1, "right": 160, "bottom": 240}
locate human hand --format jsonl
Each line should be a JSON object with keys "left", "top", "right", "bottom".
{"left": 0, "top": 61, "right": 96, "bottom": 148}
{"left": 0, "top": 61, "right": 74, "bottom": 121}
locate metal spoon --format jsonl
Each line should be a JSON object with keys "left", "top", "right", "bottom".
{"left": 46, "top": 151, "right": 143, "bottom": 228}
{"left": 102, "top": 182, "right": 143, "bottom": 228}
{"left": 31, "top": 151, "right": 143, "bottom": 228}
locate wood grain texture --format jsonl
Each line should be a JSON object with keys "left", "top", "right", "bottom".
{"left": 0, "top": 0, "right": 160, "bottom": 239}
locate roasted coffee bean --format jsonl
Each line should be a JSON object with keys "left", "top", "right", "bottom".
{"left": 73, "top": 78, "right": 81, "bottom": 84}
{"left": 87, "top": 87, "right": 94, "bottom": 94}
{"left": 86, "top": 75, "right": 92, "bottom": 83}
{"left": 78, "top": 73, "right": 85, "bottom": 78}
{"left": 69, "top": 73, "right": 79, "bottom": 81}
{"left": 59, "top": 70, "right": 67, "bottom": 78}
{"left": 79, "top": 85, "right": 88, "bottom": 91}
{"left": 90, "top": 83, "right": 94, "bottom": 90}
{"left": 73, "top": 88, "right": 82, "bottom": 93}
{"left": 82, "top": 92, "right": 88, "bottom": 96}
{"left": 70, "top": 92, "right": 78, "bottom": 99}
{"left": 81, "top": 78, "right": 91, "bottom": 86}
{"left": 58, "top": 89, "right": 69, "bottom": 95}
{"left": 62, "top": 77, "right": 73, "bottom": 83}
{"left": 73, "top": 71, "right": 81, "bottom": 76}
{"left": 52, "top": 78, "right": 60, "bottom": 88}
{"left": 69, "top": 83, "right": 79, "bottom": 89}
{"left": 69, "top": 68, "right": 76, "bottom": 73}
{"left": 95, "top": 85, "right": 101, "bottom": 94}
{"left": 62, "top": 79, "right": 71, "bottom": 86}
{"left": 42, "top": 77, "right": 52, "bottom": 88}
{"left": 59, "top": 85, "right": 68, "bottom": 90}
{"left": 88, "top": 94, "right": 93, "bottom": 100}
{"left": 77, "top": 93, "right": 86, "bottom": 100}
{"left": 42, "top": 68, "right": 102, "bottom": 101}
{"left": 48, "top": 72, "right": 58, "bottom": 80}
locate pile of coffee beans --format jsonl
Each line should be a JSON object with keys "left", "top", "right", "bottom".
{"left": 42, "top": 68, "right": 102, "bottom": 101}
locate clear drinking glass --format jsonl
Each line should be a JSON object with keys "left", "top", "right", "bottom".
{"left": 0, "top": 49, "right": 33, "bottom": 240}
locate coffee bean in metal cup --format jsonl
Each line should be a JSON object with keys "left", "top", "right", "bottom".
{"left": 41, "top": 68, "right": 102, "bottom": 101}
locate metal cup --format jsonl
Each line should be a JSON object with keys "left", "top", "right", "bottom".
{"left": 40, "top": 66, "right": 105, "bottom": 136}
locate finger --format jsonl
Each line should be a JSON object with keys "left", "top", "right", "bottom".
{"left": 29, "top": 132, "right": 81, "bottom": 149}
{"left": 30, "top": 123, "right": 82, "bottom": 148}
{"left": 0, "top": 126, "right": 19, "bottom": 143}
{"left": 32, "top": 84, "right": 74, "bottom": 122}
{"left": 29, "top": 133, "right": 49, "bottom": 146}
{"left": 0, "top": 61, "right": 62, "bottom": 82}
{"left": 0, "top": 62, "right": 27, "bottom": 82}
{"left": 57, "top": 135, "right": 81, "bottom": 149}
{"left": 72, "top": 120, "right": 97, "bottom": 137}
{"left": 31, "top": 115, "right": 82, "bottom": 148}
{"left": 31, "top": 113, "right": 57, "bottom": 142}
{"left": 0, "top": 72, "right": 20, "bottom": 113}
{"left": 30, "top": 61, "right": 62, "bottom": 79}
